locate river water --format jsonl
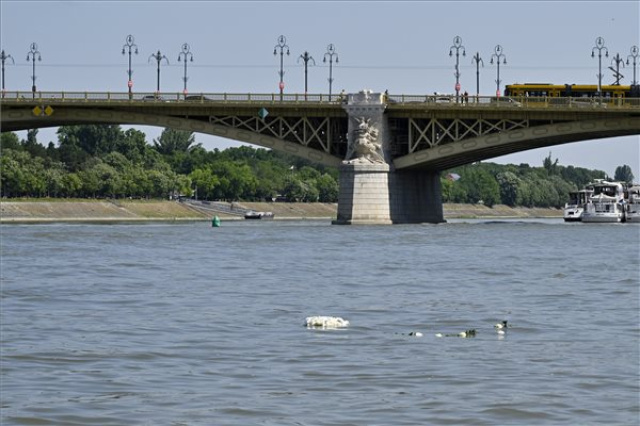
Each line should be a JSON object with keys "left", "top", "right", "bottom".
{"left": 1, "top": 219, "right": 639, "bottom": 425}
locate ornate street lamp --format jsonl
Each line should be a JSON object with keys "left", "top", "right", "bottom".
{"left": 490, "top": 45, "right": 507, "bottom": 97}
{"left": 273, "top": 35, "right": 290, "bottom": 98}
{"left": 471, "top": 52, "right": 484, "bottom": 101}
{"left": 591, "top": 37, "right": 609, "bottom": 96}
{"left": 626, "top": 45, "right": 639, "bottom": 85}
{"left": 1, "top": 49, "right": 14, "bottom": 95}
{"left": 149, "top": 50, "right": 169, "bottom": 94}
{"left": 122, "top": 35, "right": 138, "bottom": 98}
{"left": 26, "top": 42, "right": 41, "bottom": 97}
{"left": 178, "top": 43, "right": 193, "bottom": 98}
{"left": 610, "top": 53, "right": 625, "bottom": 85}
{"left": 449, "top": 36, "right": 466, "bottom": 102}
{"left": 323, "top": 43, "right": 339, "bottom": 100}
{"left": 298, "top": 51, "right": 315, "bottom": 99}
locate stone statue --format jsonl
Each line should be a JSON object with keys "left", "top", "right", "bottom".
{"left": 344, "top": 117, "right": 385, "bottom": 164}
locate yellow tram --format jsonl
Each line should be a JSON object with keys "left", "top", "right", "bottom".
{"left": 504, "top": 83, "right": 640, "bottom": 100}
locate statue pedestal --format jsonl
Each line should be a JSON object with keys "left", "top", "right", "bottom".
{"left": 332, "top": 90, "right": 445, "bottom": 225}
{"left": 333, "top": 164, "right": 445, "bottom": 225}
{"left": 333, "top": 163, "right": 393, "bottom": 225}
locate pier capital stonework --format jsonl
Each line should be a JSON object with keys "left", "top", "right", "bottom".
{"left": 334, "top": 91, "right": 444, "bottom": 225}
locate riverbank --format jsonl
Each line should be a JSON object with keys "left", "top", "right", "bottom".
{"left": 0, "top": 199, "right": 562, "bottom": 223}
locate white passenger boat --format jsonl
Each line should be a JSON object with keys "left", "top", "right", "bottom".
{"left": 563, "top": 189, "right": 592, "bottom": 222}
{"left": 624, "top": 185, "right": 640, "bottom": 223}
{"left": 582, "top": 180, "right": 625, "bottom": 223}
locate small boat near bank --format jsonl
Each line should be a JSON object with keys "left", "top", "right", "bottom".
{"left": 563, "top": 189, "right": 593, "bottom": 222}
{"left": 624, "top": 185, "right": 640, "bottom": 223}
{"left": 581, "top": 180, "right": 625, "bottom": 223}
{"left": 244, "top": 210, "right": 274, "bottom": 220}
{"left": 563, "top": 180, "right": 634, "bottom": 223}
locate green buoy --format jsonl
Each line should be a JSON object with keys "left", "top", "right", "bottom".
{"left": 212, "top": 215, "right": 221, "bottom": 227}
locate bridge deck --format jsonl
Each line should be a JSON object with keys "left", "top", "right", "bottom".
{"left": 2, "top": 91, "right": 639, "bottom": 171}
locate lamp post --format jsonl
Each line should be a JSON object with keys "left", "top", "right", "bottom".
{"left": 490, "top": 45, "right": 507, "bottom": 97}
{"left": 591, "top": 37, "right": 608, "bottom": 96}
{"left": 449, "top": 36, "right": 465, "bottom": 102}
{"left": 627, "top": 45, "right": 639, "bottom": 85}
{"left": 1, "top": 49, "right": 14, "bottom": 96}
{"left": 298, "top": 51, "right": 315, "bottom": 99}
{"left": 273, "top": 35, "right": 290, "bottom": 99}
{"left": 323, "top": 43, "right": 339, "bottom": 100}
{"left": 471, "top": 51, "right": 483, "bottom": 101}
{"left": 149, "top": 50, "right": 169, "bottom": 94}
{"left": 122, "top": 35, "right": 138, "bottom": 99}
{"left": 178, "top": 43, "right": 193, "bottom": 98}
{"left": 26, "top": 42, "right": 41, "bottom": 98}
{"left": 610, "top": 53, "right": 625, "bottom": 85}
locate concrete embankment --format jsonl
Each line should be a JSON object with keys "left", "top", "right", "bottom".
{"left": 0, "top": 200, "right": 562, "bottom": 223}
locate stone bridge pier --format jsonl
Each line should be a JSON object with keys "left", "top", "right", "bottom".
{"left": 333, "top": 91, "right": 445, "bottom": 225}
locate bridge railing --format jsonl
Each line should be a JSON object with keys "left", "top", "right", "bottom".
{"left": 0, "top": 91, "right": 345, "bottom": 104}
{"left": 2, "top": 91, "right": 639, "bottom": 108}
{"left": 386, "top": 94, "right": 640, "bottom": 108}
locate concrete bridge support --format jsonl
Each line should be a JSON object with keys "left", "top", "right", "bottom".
{"left": 333, "top": 91, "right": 445, "bottom": 225}
{"left": 334, "top": 164, "right": 444, "bottom": 225}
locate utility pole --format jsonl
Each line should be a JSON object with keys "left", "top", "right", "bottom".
{"left": 273, "top": 35, "right": 290, "bottom": 99}
{"left": 591, "top": 37, "right": 609, "bottom": 96}
{"left": 471, "top": 51, "right": 483, "bottom": 102}
{"left": 627, "top": 45, "right": 639, "bottom": 85}
{"left": 609, "top": 53, "right": 625, "bottom": 85}
{"left": 323, "top": 44, "right": 339, "bottom": 100}
{"left": 149, "top": 50, "right": 169, "bottom": 94}
{"left": 1, "top": 49, "right": 14, "bottom": 96}
{"left": 178, "top": 43, "right": 194, "bottom": 98}
{"left": 449, "top": 36, "right": 465, "bottom": 102}
{"left": 122, "top": 35, "right": 138, "bottom": 99}
{"left": 297, "top": 51, "right": 315, "bottom": 99}
{"left": 490, "top": 45, "right": 507, "bottom": 97}
{"left": 26, "top": 42, "right": 41, "bottom": 98}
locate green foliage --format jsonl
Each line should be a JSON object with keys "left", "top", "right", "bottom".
{"left": 442, "top": 160, "right": 610, "bottom": 209}
{"left": 0, "top": 132, "right": 21, "bottom": 150}
{"left": 0, "top": 126, "right": 633, "bottom": 207}
{"left": 614, "top": 165, "right": 634, "bottom": 184}
{"left": 153, "top": 128, "right": 197, "bottom": 155}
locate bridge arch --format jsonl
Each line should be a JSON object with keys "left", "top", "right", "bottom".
{"left": 1, "top": 107, "right": 343, "bottom": 167}
{"left": 393, "top": 116, "right": 640, "bottom": 170}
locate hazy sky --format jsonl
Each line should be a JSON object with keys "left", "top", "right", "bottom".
{"left": 1, "top": 0, "right": 638, "bottom": 177}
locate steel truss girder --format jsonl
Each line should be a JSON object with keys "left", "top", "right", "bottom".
{"left": 209, "top": 114, "right": 333, "bottom": 153}
{"left": 408, "top": 117, "right": 529, "bottom": 153}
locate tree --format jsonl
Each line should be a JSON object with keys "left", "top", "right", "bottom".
{"left": 0, "top": 132, "right": 21, "bottom": 151}
{"left": 61, "top": 173, "right": 82, "bottom": 197}
{"left": 23, "top": 129, "right": 47, "bottom": 159}
{"left": 614, "top": 165, "right": 634, "bottom": 184}
{"left": 462, "top": 167, "right": 500, "bottom": 207}
{"left": 153, "top": 128, "right": 197, "bottom": 155}
{"left": 44, "top": 163, "right": 66, "bottom": 197}
{"left": 496, "top": 171, "right": 520, "bottom": 206}
{"left": 316, "top": 173, "right": 339, "bottom": 202}
{"left": 189, "top": 168, "right": 220, "bottom": 200}
{"left": 543, "top": 152, "right": 559, "bottom": 175}
{"left": 57, "top": 125, "right": 124, "bottom": 158}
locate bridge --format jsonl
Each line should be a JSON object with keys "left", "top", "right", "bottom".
{"left": 2, "top": 90, "right": 639, "bottom": 224}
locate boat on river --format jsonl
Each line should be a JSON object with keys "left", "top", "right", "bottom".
{"left": 563, "top": 189, "right": 593, "bottom": 222}
{"left": 244, "top": 210, "right": 274, "bottom": 220}
{"left": 582, "top": 180, "right": 625, "bottom": 223}
{"left": 624, "top": 185, "right": 640, "bottom": 223}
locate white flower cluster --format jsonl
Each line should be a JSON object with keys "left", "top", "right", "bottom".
{"left": 305, "top": 316, "right": 350, "bottom": 329}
